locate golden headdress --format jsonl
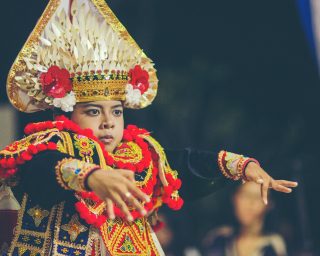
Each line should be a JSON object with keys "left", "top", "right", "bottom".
{"left": 7, "top": 0, "right": 158, "bottom": 113}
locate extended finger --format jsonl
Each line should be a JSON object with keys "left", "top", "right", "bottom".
{"left": 261, "top": 178, "right": 269, "bottom": 205}
{"left": 105, "top": 198, "right": 115, "bottom": 220}
{"left": 127, "top": 181, "right": 150, "bottom": 203}
{"left": 274, "top": 180, "right": 298, "bottom": 188}
{"left": 123, "top": 192, "right": 147, "bottom": 216}
{"left": 112, "top": 193, "right": 133, "bottom": 222}
{"left": 271, "top": 183, "right": 292, "bottom": 193}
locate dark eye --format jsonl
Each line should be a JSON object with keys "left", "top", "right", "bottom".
{"left": 113, "top": 109, "right": 123, "bottom": 117}
{"left": 86, "top": 109, "right": 100, "bottom": 116}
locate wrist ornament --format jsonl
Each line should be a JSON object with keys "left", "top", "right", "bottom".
{"left": 239, "top": 157, "right": 260, "bottom": 181}
{"left": 55, "top": 158, "right": 100, "bottom": 191}
{"left": 218, "top": 150, "right": 259, "bottom": 181}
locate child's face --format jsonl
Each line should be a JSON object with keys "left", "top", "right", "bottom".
{"left": 71, "top": 100, "right": 124, "bottom": 153}
{"left": 233, "top": 182, "right": 268, "bottom": 227}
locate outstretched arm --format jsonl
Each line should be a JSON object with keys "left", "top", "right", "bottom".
{"left": 166, "top": 148, "right": 230, "bottom": 200}
{"left": 166, "top": 148, "right": 298, "bottom": 203}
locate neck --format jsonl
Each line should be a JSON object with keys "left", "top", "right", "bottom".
{"left": 239, "top": 219, "right": 263, "bottom": 238}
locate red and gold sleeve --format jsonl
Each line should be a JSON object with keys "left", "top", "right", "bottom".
{"left": 218, "top": 150, "right": 259, "bottom": 181}
{"left": 55, "top": 158, "right": 100, "bottom": 192}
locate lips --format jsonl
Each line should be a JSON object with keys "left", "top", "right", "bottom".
{"left": 99, "top": 135, "right": 114, "bottom": 144}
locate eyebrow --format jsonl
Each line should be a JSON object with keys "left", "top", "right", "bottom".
{"left": 111, "top": 104, "right": 123, "bottom": 109}
{"left": 79, "top": 103, "right": 123, "bottom": 109}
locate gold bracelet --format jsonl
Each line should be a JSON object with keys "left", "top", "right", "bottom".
{"left": 77, "top": 164, "right": 100, "bottom": 191}
{"left": 237, "top": 157, "right": 260, "bottom": 181}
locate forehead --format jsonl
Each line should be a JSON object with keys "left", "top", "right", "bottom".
{"left": 237, "top": 182, "right": 261, "bottom": 195}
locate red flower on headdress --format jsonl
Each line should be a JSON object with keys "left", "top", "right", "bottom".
{"left": 40, "top": 66, "right": 72, "bottom": 98}
{"left": 128, "top": 65, "right": 149, "bottom": 94}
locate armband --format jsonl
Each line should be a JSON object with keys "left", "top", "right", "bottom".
{"left": 55, "top": 158, "right": 100, "bottom": 191}
{"left": 218, "top": 150, "right": 259, "bottom": 181}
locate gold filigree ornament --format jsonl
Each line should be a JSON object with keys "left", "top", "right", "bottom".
{"left": 7, "top": 0, "right": 158, "bottom": 113}
{"left": 61, "top": 214, "right": 88, "bottom": 242}
{"left": 27, "top": 205, "right": 50, "bottom": 227}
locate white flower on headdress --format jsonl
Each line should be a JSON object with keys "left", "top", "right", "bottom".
{"left": 52, "top": 91, "right": 76, "bottom": 112}
{"left": 126, "top": 84, "right": 142, "bottom": 106}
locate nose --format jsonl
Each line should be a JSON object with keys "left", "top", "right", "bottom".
{"left": 100, "top": 114, "right": 115, "bottom": 129}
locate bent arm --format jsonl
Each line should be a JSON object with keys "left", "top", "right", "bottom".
{"left": 17, "top": 150, "right": 76, "bottom": 208}
{"left": 2, "top": 129, "right": 103, "bottom": 208}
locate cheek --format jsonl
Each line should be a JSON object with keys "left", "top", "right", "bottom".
{"left": 234, "top": 198, "right": 266, "bottom": 222}
{"left": 234, "top": 198, "right": 246, "bottom": 216}
{"left": 115, "top": 121, "right": 124, "bottom": 143}
{"left": 252, "top": 203, "right": 267, "bottom": 216}
{"left": 71, "top": 114, "right": 99, "bottom": 133}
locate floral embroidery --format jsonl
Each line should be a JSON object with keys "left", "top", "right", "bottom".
{"left": 74, "top": 134, "right": 95, "bottom": 163}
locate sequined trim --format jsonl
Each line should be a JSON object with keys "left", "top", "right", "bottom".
{"left": 51, "top": 202, "right": 97, "bottom": 256}
{"left": 7, "top": 0, "right": 61, "bottom": 112}
{"left": 140, "top": 134, "right": 178, "bottom": 184}
{"left": 1, "top": 129, "right": 60, "bottom": 155}
{"left": 59, "top": 131, "right": 75, "bottom": 157}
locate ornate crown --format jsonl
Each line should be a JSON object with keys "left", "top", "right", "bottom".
{"left": 7, "top": 0, "right": 158, "bottom": 113}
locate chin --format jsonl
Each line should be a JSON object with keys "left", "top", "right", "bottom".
{"left": 238, "top": 216, "right": 257, "bottom": 226}
{"left": 104, "top": 144, "right": 116, "bottom": 153}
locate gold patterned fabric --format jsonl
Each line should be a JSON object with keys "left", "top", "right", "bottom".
{"left": 100, "top": 218, "right": 160, "bottom": 256}
{"left": 6, "top": 121, "right": 183, "bottom": 255}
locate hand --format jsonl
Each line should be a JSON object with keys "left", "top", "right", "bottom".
{"left": 244, "top": 162, "right": 298, "bottom": 205}
{"left": 87, "top": 168, "right": 150, "bottom": 221}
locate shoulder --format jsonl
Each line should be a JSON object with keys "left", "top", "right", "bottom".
{"left": 0, "top": 127, "right": 62, "bottom": 157}
{"left": 0, "top": 120, "right": 84, "bottom": 157}
{"left": 203, "top": 226, "right": 234, "bottom": 247}
{"left": 0, "top": 125, "right": 63, "bottom": 179}
{"left": 262, "top": 233, "right": 287, "bottom": 255}
{"left": 22, "top": 119, "right": 104, "bottom": 157}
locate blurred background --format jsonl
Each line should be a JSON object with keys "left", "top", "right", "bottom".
{"left": 1, "top": 0, "right": 319, "bottom": 255}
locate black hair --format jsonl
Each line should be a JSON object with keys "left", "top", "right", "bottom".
{"left": 53, "top": 107, "right": 72, "bottom": 119}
